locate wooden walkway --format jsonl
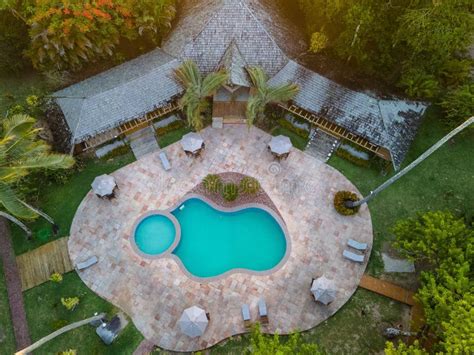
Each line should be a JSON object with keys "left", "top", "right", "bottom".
{"left": 16, "top": 237, "right": 73, "bottom": 291}
{"left": 359, "top": 274, "right": 415, "bottom": 306}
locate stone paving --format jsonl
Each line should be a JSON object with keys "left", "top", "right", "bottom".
{"left": 68, "top": 126, "right": 373, "bottom": 352}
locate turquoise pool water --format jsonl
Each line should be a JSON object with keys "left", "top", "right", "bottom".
{"left": 171, "top": 198, "right": 287, "bottom": 278}
{"left": 134, "top": 214, "right": 176, "bottom": 255}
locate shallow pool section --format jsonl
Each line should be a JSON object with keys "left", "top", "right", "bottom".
{"left": 171, "top": 198, "right": 288, "bottom": 278}
{"left": 134, "top": 213, "right": 177, "bottom": 256}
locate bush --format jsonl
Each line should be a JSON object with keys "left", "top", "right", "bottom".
{"left": 440, "top": 84, "right": 473, "bottom": 128}
{"left": 222, "top": 183, "right": 239, "bottom": 202}
{"left": 156, "top": 120, "right": 185, "bottom": 136}
{"left": 61, "top": 297, "right": 80, "bottom": 311}
{"left": 334, "top": 191, "right": 360, "bottom": 216}
{"left": 202, "top": 174, "right": 222, "bottom": 193}
{"left": 277, "top": 119, "right": 309, "bottom": 139}
{"left": 239, "top": 176, "right": 261, "bottom": 195}
{"left": 49, "top": 272, "right": 63, "bottom": 283}
{"left": 335, "top": 148, "right": 370, "bottom": 167}
{"left": 100, "top": 144, "right": 131, "bottom": 160}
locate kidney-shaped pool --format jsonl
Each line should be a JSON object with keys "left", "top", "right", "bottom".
{"left": 132, "top": 197, "right": 289, "bottom": 279}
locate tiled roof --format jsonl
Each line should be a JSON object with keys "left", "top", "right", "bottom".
{"left": 162, "top": 0, "right": 306, "bottom": 77}
{"left": 53, "top": 49, "right": 183, "bottom": 143}
{"left": 269, "top": 61, "right": 427, "bottom": 169}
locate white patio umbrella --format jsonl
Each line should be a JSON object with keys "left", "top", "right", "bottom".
{"left": 311, "top": 276, "right": 337, "bottom": 305}
{"left": 269, "top": 135, "right": 292, "bottom": 156}
{"left": 91, "top": 174, "right": 116, "bottom": 197}
{"left": 181, "top": 132, "right": 204, "bottom": 153}
{"left": 178, "top": 306, "right": 209, "bottom": 338}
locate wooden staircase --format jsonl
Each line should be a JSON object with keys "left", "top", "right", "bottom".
{"left": 282, "top": 104, "right": 381, "bottom": 155}
{"left": 83, "top": 102, "right": 179, "bottom": 150}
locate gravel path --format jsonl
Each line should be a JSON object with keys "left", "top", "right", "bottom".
{"left": 0, "top": 219, "right": 31, "bottom": 350}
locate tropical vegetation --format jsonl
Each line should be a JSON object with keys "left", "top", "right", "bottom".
{"left": 298, "top": 0, "right": 474, "bottom": 126}
{"left": 246, "top": 66, "right": 299, "bottom": 127}
{"left": 0, "top": 114, "right": 74, "bottom": 237}
{"left": 175, "top": 60, "right": 228, "bottom": 131}
{"left": 391, "top": 211, "right": 473, "bottom": 353}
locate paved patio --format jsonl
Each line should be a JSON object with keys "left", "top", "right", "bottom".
{"left": 68, "top": 126, "right": 373, "bottom": 352}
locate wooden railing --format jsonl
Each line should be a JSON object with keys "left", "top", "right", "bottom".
{"left": 83, "top": 101, "right": 179, "bottom": 150}
{"left": 282, "top": 104, "right": 381, "bottom": 154}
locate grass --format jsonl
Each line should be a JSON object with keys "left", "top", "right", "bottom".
{"left": 0, "top": 262, "right": 15, "bottom": 355}
{"left": 271, "top": 126, "right": 309, "bottom": 151}
{"left": 157, "top": 126, "right": 192, "bottom": 148}
{"left": 211, "top": 289, "right": 408, "bottom": 354}
{"left": 23, "top": 272, "right": 143, "bottom": 354}
{"left": 11, "top": 152, "right": 136, "bottom": 255}
{"left": 328, "top": 107, "right": 474, "bottom": 274}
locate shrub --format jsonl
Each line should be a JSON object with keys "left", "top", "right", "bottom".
{"left": 61, "top": 297, "right": 80, "bottom": 311}
{"left": 239, "top": 176, "right": 261, "bottom": 195}
{"left": 440, "top": 84, "right": 473, "bottom": 128}
{"left": 59, "top": 350, "right": 77, "bottom": 355}
{"left": 100, "top": 144, "right": 131, "bottom": 160}
{"left": 335, "top": 148, "right": 370, "bottom": 167}
{"left": 156, "top": 120, "right": 185, "bottom": 136}
{"left": 310, "top": 32, "right": 329, "bottom": 53}
{"left": 202, "top": 174, "right": 222, "bottom": 193}
{"left": 50, "top": 319, "right": 68, "bottom": 331}
{"left": 276, "top": 119, "right": 310, "bottom": 139}
{"left": 50, "top": 272, "right": 63, "bottom": 283}
{"left": 222, "top": 183, "right": 239, "bottom": 202}
{"left": 334, "top": 191, "right": 360, "bottom": 216}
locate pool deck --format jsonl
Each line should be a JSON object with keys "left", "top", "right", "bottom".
{"left": 68, "top": 126, "right": 373, "bottom": 352}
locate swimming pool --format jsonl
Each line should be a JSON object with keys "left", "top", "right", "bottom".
{"left": 132, "top": 196, "right": 289, "bottom": 279}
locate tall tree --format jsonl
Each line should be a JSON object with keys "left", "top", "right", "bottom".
{"left": 25, "top": 0, "right": 176, "bottom": 71}
{"left": 175, "top": 60, "right": 228, "bottom": 131}
{"left": 0, "top": 114, "right": 74, "bottom": 237}
{"left": 246, "top": 66, "right": 299, "bottom": 127}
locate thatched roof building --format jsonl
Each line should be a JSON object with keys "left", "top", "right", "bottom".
{"left": 53, "top": 0, "right": 426, "bottom": 169}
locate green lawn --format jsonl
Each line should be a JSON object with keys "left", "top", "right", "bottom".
{"left": 157, "top": 126, "right": 192, "bottom": 148}
{"left": 271, "top": 126, "right": 309, "bottom": 151}
{"left": 211, "top": 289, "right": 408, "bottom": 354}
{"left": 23, "top": 272, "right": 143, "bottom": 354}
{"left": 11, "top": 152, "right": 136, "bottom": 255}
{"left": 328, "top": 107, "right": 474, "bottom": 274}
{"left": 0, "top": 262, "right": 15, "bottom": 355}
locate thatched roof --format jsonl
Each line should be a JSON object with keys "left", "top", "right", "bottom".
{"left": 269, "top": 61, "right": 426, "bottom": 169}
{"left": 54, "top": 49, "right": 182, "bottom": 144}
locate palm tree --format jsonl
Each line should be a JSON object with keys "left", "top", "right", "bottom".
{"left": 175, "top": 60, "right": 228, "bottom": 131}
{"left": 0, "top": 114, "right": 75, "bottom": 237}
{"left": 346, "top": 116, "right": 474, "bottom": 209}
{"left": 246, "top": 66, "right": 299, "bottom": 127}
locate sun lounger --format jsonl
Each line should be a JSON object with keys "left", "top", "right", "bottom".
{"left": 347, "top": 239, "right": 368, "bottom": 252}
{"left": 343, "top": 250, "right": 364, "bottom": 263}
{"left": 76, "top": 256, "right": 98, "bottom": 271}
{"left": 159, "top": 151, "right": 171, "bottom": 171}
{"left": 258, "top": 298, "right": 268, "bottom": 324}
{"left": 241, "top": 304, "right": 251, "bottom": 328}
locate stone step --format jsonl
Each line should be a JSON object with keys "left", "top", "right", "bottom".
{"left": 126, "top": 126, "right": 159, "bottom": 159}
{"left": 305, "top": 128, "right": 340, "bottom": 162}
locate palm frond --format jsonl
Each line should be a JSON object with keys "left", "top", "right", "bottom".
{"left": 14, "top": 153, "right": 75, "bottom": 170}
{"left": 0, "top": 182, "right": 37, "bottom": 219}
{"left": 201, "top": 70, "right": 228, "bottom": 97}
{"left": 175, "top": 60, "right": 202, "bottom": 88}
{"left": 267, "top": 83, "right": 299, "bottom": 103}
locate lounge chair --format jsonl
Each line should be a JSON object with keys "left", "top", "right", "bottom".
{"left": 75, "top": 256, "right": 98, "bottom": 271}
{"left": 159, "top": 151, "right": 171, "bottom": 171}
{"left": 343, "top": 250, "right": 364, "bottom": 263}
{"left": 347, "top": 239, "right": 368, "bottom": 252}
{"left": 241, "top": 304, "right": 251, "bottom": 329}
{"left": 258, "top": 298, "right": 268, "bottom": 324}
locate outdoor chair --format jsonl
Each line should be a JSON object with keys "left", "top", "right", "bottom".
{"left": 347, "top": 239, "right": 368, "bottom": 252}
{"left": 258, "top": 298, "right": 268, "bottom": 324}
{"left": 343, "top": 250, "right": 364, "bottom": 263}
{"left": 241, "top": 304, "right": 251, "bottom": 329}
{"left": 159, "top": 151, "right": 171, "bottom": 171}
{"left": 75, "top": 256, "right": 98, "bottom": 271}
